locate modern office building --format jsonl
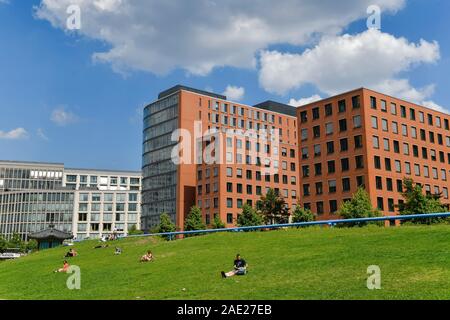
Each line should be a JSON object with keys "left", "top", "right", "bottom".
{"left": 143, "top": 85, "right": 450, "bottom": 231}
{"left": 0, "top": 160, "right": 142, "bottom": 240}
{"left": 142, "top": 85, "right": 300, "bottom": 231}
{"left": 297, "top": 88, "right": 450, "bottom": 220}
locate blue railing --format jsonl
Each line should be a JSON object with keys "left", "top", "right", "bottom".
{"left": 121, "top": 212, "right": 450, "bottom": 241}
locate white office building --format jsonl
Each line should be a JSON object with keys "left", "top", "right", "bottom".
{"left": 0, "top": 160, "right": 142, "bottom": 240}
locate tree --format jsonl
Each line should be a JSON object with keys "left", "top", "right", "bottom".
{"left": 25, "top": 239, "right": 38, "bottom": 252}
{"left": 184, "top": 206, "right": 206, "bottom": 236}
{"left": 128, "top": 224, "right": 144, "bottom": 236}
{"left": 237, "top": 204, "right": 264, "bottom": 227}
{"left": 292, "top": 205, "right": 316, "bottom": 224}
{"left": 398, "top": 178, "right": 446, "bottom": 224}
{"left": 0, "top": 236, "right": 7, "bottom": 251}
{"left": 157, "top": 213, "right": 176, "bottom": 240}
{"left": 8, "top": 233, "right": 23, "bottom": 249}
{"left": 258, "top": 188, "right": 290, "bottom": 224}
{"left": 211, "top": 215, "right": 225, "bottom": 229}
{"left": 338, "top": 187, "right": 381, "bottom": 227}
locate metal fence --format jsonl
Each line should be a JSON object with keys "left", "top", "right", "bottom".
{"left": 121, "top": 212, "right": 450, "bottom": 241}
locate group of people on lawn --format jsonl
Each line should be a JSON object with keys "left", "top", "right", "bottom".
{"left": 55, "top": 245, "right": 247, "bottom": 278}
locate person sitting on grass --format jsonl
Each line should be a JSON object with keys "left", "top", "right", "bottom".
{"left": 54, "top": 260, "right": 70, "bottom": 273}
{"left": 221, "top": 254, "right": 247, "bottom": 278}
{"left": 140, "top": 250, "right": 154, "bottom": 262}
{"left": 65, "top": 248, "right": 78, "bottom": 258}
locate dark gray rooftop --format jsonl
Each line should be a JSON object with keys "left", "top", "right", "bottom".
{"left": 158, "top": 85, "right": 227, "bottom": 100}
{"left": 253, "top": 100, "right": 297, "bottom": 117}
{"left": 28, "top": 226, "right": 73, "bottom": 240}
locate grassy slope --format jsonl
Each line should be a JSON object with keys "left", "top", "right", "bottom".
{"left": 1, "top": 225, "right": 450, "bottom": 300}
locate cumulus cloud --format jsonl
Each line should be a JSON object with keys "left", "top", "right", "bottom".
{"left": 0, "top": 128, "right": 29, "bottom": 140}
{"left": 35, "top": 0, "right": 404, "bottom": 75}
{"left": 223, "top": 85, "right": 245, "bottom": 101}
{"left": 51, "top": 107, "right": 79, "bottom": 126}
{"left": 259, "top": 29, "right": 440, "bottom": 100}
{"left": 289, "top": 94, "right": 322, "bottom": 107}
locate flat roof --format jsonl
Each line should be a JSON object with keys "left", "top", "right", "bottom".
{"left": 65, "top": 167, "right": 142, "bottom": 175}
{"left": 158, "top": 85, "right": 227, "bottom": 100}
{"left": 253, "top": 100, "right": 297, "bottom": 117}
{"left": 0, "top": 160, "right": 141, "bottom": 175}
{"left": 0, "top": 160, "right": 64, "bottom": 167}
{"left": 297, "top": 87, "right": 449, "bottom": 116}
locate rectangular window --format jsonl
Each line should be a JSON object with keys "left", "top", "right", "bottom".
{"left": 377, "top": 197, "right": 384, "bottom": 211}
{"left": 325, "top": 122, "right": 333, "bottom": 135}
{"left": 354, "top": 135, "right": 363, "bottom": 149}
{"left": 340, "top": 138, "right": 349, "bottom": 152}
{"left": 374, "top": 156, "right": 381, "bottom": 169}
{"left": 328, "top": 180, "right": 337, "bottom": 193}
{"left": 373, "top": 136, "right": 379, "bottom": 149}
{"left": 342, "top": 178, "right": 351, "bottom": 192}
{"left": 371, "top": 116, "right": 378, "bottom": 129}
{"left": 390, "top": 103, "right": 397, "bottom": 115}
{"left": 328, "top": 160, "right": 335, "bottom": 174}
{"left": 312, "top": 107, "right": 320, "bottom": 120}
{"left": 338, "top": 100, "right": 346, "bottom": 113}
{"left": 370, "top": 96, "right": 377, "bottom": 109}
{"left": 381, "top": 100, "right": 387, "bottom": 112}
{"left": 325, "top": 103, "right": 333, "bottom": 116}
{"left": 339, "top": 119, "right": 347, "bottom": 132}
{"left": 352, "top": 96, "right": 361, "bottom": 109}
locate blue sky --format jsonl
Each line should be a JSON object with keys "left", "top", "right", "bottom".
{"left": 0, "top": 0, "right": 449, "bottom": 171}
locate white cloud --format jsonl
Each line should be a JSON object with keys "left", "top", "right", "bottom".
{"left": 0, "top": 128, "right": 29, "bottom": 140}
{"left": 223, "top": 85, "right": 245, "bottom": 101}
{"left": 289, "top": 94, "right": 322, "bottom": 107}
{"left": 51, "top": 107, "right": 79, "bottom": 126}
{"left": 35, "top": 0, "right": 404, "bottom": 75}
{"left": 259, "top": 29, "right": 440, "bottom": 100}
{"left": 422, "top": 100, "right": 449, "bottom": 114}
{"left": 37, "top": 128, "right": 49, "bottom": 141}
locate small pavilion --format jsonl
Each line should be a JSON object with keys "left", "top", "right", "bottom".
{"left": 28, "top": 224, "right": 73, "bottom": 250}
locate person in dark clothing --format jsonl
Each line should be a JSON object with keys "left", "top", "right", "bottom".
{"left": 221, "top": 254, "right": 248, "bottom": 278}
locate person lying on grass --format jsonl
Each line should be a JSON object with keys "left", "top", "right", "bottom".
{"left": 93, "top": 244, "right": 109, "bottom": 249}
{"left": 65, "top": 248, "right": 78, "bottom": 258}
{"left": 54, "top": 260, "right": 70, "bottom": 273}
{"left": 221, "top": 254, "right": 248, "bottom": 278}
{"left": 140, "top": 250, "right": 154, "bottom": 262}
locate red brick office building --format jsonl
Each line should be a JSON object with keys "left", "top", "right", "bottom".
{"left": 142, "top": 86, "right": 450, "bottom": 230}
{"left": 296, "top": 88, "right": 450, "bottom": 221}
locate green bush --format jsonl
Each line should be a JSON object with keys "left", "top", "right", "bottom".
{"left": 128, "top": 224, "right": 144, "bottom": 236}
{"left": 211, "top": 215, "right": 225, "bottom": 229}
{"left": 292, "top": 205, "right": 316, "bottom": 225}
{"left": 338, "top": 188, "right": 381, "bottom": 227}
{"left": 398, "top": 178, "right": 447, "bottom": 224}
{"left": 237, "top": 204, "right": 264, "bottom": 228}
{"left": 157, "top": 213, "right": 177, "bottom": 240}
{"left": 184, "top": 206, "right": 206, "bottom": 237}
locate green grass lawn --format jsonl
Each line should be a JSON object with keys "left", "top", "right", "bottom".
{"left": 1, "top": 224, "right": 450, "bottom": 300}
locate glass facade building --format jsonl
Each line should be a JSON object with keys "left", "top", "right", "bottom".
{"left": 0, "top": 161, "right": 142, "bottom": 240}
{"left": 142, "top": 93, "right": 179, "bottom": 230}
